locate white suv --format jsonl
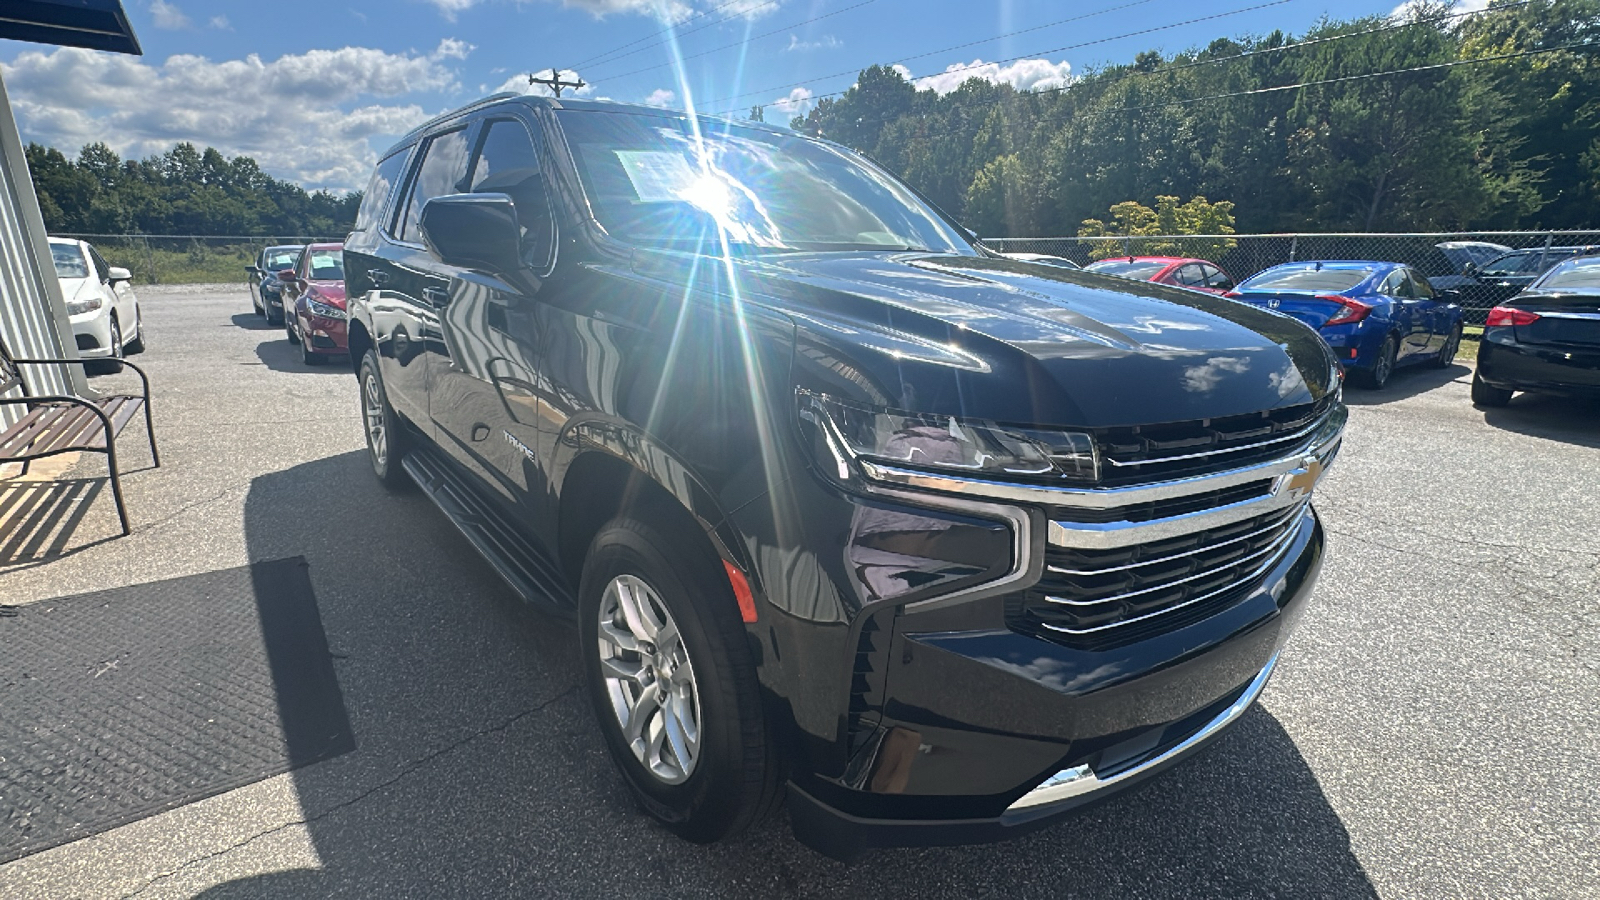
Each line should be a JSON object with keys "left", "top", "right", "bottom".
{"left": 49, "top": 237, "right": 144, "bottom": 369}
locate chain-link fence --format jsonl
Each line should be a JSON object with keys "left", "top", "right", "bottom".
{"left": 53, "top": 234, "right": 344, "bottom": 287}
{"left": 986, "top": 231, "right": 1600, "bottom": 325}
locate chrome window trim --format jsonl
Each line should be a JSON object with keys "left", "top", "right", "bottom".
{"left": 1004, "top": 652, "right": 1280, "bottom": 814}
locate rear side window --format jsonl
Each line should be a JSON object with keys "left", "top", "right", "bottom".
{"left": 1241, "top": 267, "right": 1372, "bottom": 293}
{"left": 355, "top": 150, "right": 410, "bottom": 234}
{"left": 1088, "top": 259, "right": 1169, "bottom": 280}
{"left": 396, "top": 128, "right": 472, "bottom": 243}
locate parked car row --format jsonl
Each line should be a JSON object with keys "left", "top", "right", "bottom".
{"left": 246, "top": 242, "right": 350, "bottom": 365}
{"left": 1471, "top": 255, "right": 1600, "bottom": 406}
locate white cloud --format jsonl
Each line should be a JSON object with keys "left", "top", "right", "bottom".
{"left": 644, "top": 88, "right": 676, "bottom": 107}
{"left": 433, "top": 37, "right": 475, "bottom": 60}
{"left": 784, "top": 34, "right": 841, "bottom": 53}
{"left": 770, "top": 86, "right": 813, "bottom": 118}
{"left": 424, "top": 0, "right": 700, "bottom": 22}
{"left": 909, "top": 58, "right": 1073, "bottom": 95}
{"left": 209, "top": 16, "right": 232, "bottom": 30}
{"left": 1, "top": 44, "right": 470, "bottom": 190}
{"left": 149, "top": 0, "right": 190, "bottom": 29}
{"left": 1389, "top": 0, "right": 1488, "bottom": 20}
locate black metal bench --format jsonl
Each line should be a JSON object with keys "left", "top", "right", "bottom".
{"left": 0, "top": 339, "right": 159, "bottom": 536}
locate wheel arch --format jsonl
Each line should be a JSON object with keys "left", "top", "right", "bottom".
{"left": 347, "top": 318, "right": 373, "bottom": 374}
{"left": 553, "top": 425, "right": 755, "bottom": 601}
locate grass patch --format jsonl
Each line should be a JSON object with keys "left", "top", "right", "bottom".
{"left": 76, "top": 237, "right": 335, "bottom": 286}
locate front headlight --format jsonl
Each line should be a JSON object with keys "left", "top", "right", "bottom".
{"left": 307, "top": 298, "right": 347, "bottom": 320}
{"left": 800, "top": 391, "right": 1099, "bottom": 483}
{"left": 65, "top": 295, "right": 103, "bottom": 315}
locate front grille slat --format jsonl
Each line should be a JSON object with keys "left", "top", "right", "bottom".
{"left": 1012, "top": 503, "right": 1308, "bottom": 649}
{"left": 1090, "top": 396, "right": 1333, "bottom": 486}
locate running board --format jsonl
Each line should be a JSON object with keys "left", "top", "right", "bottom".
{"left": 402, "top": 448, "right": 575, "bottom": 616}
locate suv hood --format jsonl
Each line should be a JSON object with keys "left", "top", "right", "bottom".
{"left": 640, "top": 250, "right": 1338, "bottom": 428}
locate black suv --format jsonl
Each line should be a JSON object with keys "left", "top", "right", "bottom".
{"left": 343, "top": 95, "right": 1345, "bottom": 857}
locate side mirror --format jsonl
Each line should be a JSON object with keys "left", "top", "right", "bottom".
{"left": 276, "top": 268, "right": 297, "bottom": 282}
{"left": 1214, "top": 280, "right": 1234, "bottom": 291}
{"left": 420, "top": 192, "right": 524, "bottom": 274}
{"left": 1462, "top": 261, "right": 1478, "bottom": 277}
{"left": 107, "top": 266, "right": 132, "bottom": 283}
{"left": 245, "top": 265, "right": 259, "bottom": 275}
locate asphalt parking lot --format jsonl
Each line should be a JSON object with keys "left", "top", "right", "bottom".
{"left": 1, "top": 284, "right": 1596, "bottom": 899}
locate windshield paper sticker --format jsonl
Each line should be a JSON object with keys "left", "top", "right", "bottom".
{"left": 616, "top": 150, "right": 698, "bottom": 203}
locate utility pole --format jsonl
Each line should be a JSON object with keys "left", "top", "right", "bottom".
{"left": 529, "top": 69, "right": 585, "bottom": 98}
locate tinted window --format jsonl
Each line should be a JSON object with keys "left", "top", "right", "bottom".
{"left": 555, "top": 109, "right": 972, "bottom": 254}
{"left": 1174, "top": 263, "right": 1205, "bottom": 286}
{"left": 1482, "top": 252, "right": 1545, "bottom": 276}
{"left": 1536, "top": 258, "right": 1600, "bottom": 290}
{"left": 1087, "top": 259, "right": 1170, "bottom": 280}
{"left": 356, "top": 150, "right": 410, "bottom": 233}
{"left": 396, "top": 128, "right": 471, "bottom": 243}
{"left": 1239, "top": 266, "right": 1372, "bottom": 293}
{"left": 1407, "top": 271, "right": 1434, "bottom": 300}
{"left": 1202, "top": 264, "right": 1232, "bottom": 288}
{"left": 469, "top": 118, "right": 554, "bottom": 265}
{"left": 86, "top": 245, "right": 108, "bottom": 281}
{"left": 49, "top": 243, "right": 89, "bottom": 279}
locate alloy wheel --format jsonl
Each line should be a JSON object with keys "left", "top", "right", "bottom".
{"left": 110, "top": 319, "right": 123, "bottom": 359}
{"left": 363, "top": 371, "right": 387, "bottom": 467}
{"left": 1374, "top": 339, "right": 1394, "bottom": 386}
{"left": 597, "top": 573, "right": 702, "bottom": 785}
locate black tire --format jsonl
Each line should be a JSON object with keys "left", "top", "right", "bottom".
{"left": 359, "top": 349, "right": 410, "bottom": 489}
{"left": 125, "top": 307, "right": 146, "bottom": 354}
{"left": 1353, "top": 335, "right": 1398, "bottom": 389}
{"left": 285, "top": 310, "right": 299, "bottom": 344}
{"left": 253, "top": 290, "right": 264, "bottom": 316}
{"left": 265, "top": 293, "right": 284, "bottom": 325}
{"left": 1431, "top": 324, "right": 1462, "bottom": 369}
{"left": 1471, "top": 370, "right": 1513, "bottom": 407}
{"left": 301, "top": 332, "right": 325, "bottom": 366}
{"left": 578, "top": 515, "right": 780, "bottom": 844}
{"left": 91, "top": 316, "right": 124, "bottom": 375}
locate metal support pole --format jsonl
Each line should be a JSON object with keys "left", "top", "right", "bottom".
{"left": 1289, "top": 235, "right": 1298, "bottom": 263}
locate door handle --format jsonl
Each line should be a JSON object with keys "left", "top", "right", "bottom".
{"left": 423, "top": 287, "right": 450, "bottom": 306}
{"left": 367, "top": 268, "right": 390, "bottom": 287}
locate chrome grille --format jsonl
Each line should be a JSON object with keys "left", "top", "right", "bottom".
{"left": 1013, "top": 503, "right": 1308, "bottom": 648}
{"left": 1092, "top": 396, "right": 1336, "bottom": 486}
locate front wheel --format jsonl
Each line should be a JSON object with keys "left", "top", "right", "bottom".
{"left": 125, "top": 307, "right": 146, "bottom": 354}
{"left": 579, "top": 516, "right": 780, "bottom": 843}
{"left": 1432, "top": 324, "right": 1462, "bottom": 368}
{"left": 359, "top": 350, "right": 410, "bottom": 489}
{"left": 1471, "top": 371, "right": 1513, "bottom": 407}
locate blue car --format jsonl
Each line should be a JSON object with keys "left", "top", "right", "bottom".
{"left": 1229, "top": 261, "right": 1465, "bottom": 389}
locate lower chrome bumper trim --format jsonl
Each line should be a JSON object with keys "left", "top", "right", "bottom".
{"left": 1004, "top": 651, "right": 1280, "bottom": 813}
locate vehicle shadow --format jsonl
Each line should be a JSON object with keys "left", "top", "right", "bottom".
{"left": 251, "top": 333, "right": 349, "bottom": 375}
{"left": 1341, "top": 361, "right": 1468, "bottom": 405}
{"left": 201, "top": 450, "right": 1375, "bottom": 899}
{"left": 1480, "top": 392, "right": 1600, "bottom": 449}
{"left": 229, "top": 313, "right": 276, "bottom": 331}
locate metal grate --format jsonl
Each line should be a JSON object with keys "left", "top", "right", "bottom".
{"left": 1089, "top": 396, "right": 1336, "bottom": 486}
{"left": 1011, "top": 503, "right": 1307, "bottom": 649}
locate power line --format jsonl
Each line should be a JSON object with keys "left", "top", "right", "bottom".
{"left": 571, "top": 0, "right": 781, "bottom": 72}
{"left": 596, "top": 0, "right": 883, "bottom": 82}
{"left": 708, "top": 0, "right": 1296, "bottom": 114}
{"left": 1091, "top": 39, "right": 1596, "bottom": 116}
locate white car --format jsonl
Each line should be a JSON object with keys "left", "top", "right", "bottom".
{"left": 49, "top": 237, "right": 144, "bottom": 368}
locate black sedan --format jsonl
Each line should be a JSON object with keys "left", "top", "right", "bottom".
{"left": 1457, "top": 245, "right": 1598, "bottom": 313}
{"left": 246, "top": 244, "right": 304, "bottom": 325}
{"left": 1473, "top": 255, "right": 1600, "bottom": 406}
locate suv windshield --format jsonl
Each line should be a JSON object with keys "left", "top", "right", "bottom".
{"left": 554, "top": 109, "right": 973, "bottom": 254}
{"left": 1240, "top": 266, "right": 1372, "bottom": 292}
{"left": 50, "top": 243, "right": 90, "bottom": 279}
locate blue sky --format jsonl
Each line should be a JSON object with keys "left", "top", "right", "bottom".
{"left": 0, "top": 0, "right": 1433, "bottom": 191}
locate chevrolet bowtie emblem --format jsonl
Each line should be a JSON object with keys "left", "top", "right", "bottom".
{"left": 1282, "top": 457, "right": 1325, "bottom": 499}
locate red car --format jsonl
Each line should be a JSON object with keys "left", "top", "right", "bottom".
{"left": 278, "top": 242, "right": 347, "bottom": 365}
{"left": 1085, "top": 255, "right": 1236, "bottom": 294}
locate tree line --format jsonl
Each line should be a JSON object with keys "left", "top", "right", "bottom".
{"left": 791, "top": 0, "right": 1599, "bottom": 237}
{"left": 26, "top": 141, "right": 360, "bottom": 237}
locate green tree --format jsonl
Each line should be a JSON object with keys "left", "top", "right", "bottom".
{"left": 1079, "top": 195, "right": 1237, "bottom": 259}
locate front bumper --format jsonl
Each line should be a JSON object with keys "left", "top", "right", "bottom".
{"left": 788, "top": 507, "right": 1322, "bottom": 857}
{"left": 301, "top": 315, "right": 349, "bottom": 354}
{"left": 68, "top": 309, "right": 115, "bottom": 358}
